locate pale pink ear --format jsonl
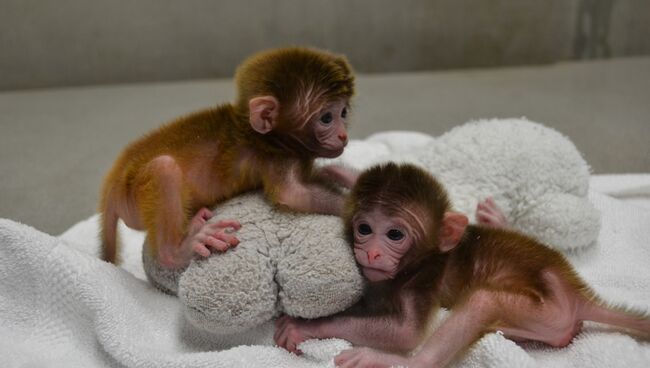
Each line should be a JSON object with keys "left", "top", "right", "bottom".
{"left": 439, "top": 212, "right": 469, "bottom": 252}
{"left": 249, "top": 96, "right": 279, "bottom": 134}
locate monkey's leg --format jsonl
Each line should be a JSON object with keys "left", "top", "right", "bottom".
{"left": 275, "top": 293, "right": 424, "bottom": 355}
{"left": 316, "top": 165, "right": 360, "bottom": 189}
{"left": 499, "top": 270, "right": 650, "bottom": 347}
{"left": 542, "top": 270, "right": 650, "bottom": 337}
{"left": 135, "top": 155, "right": 192, "bottom": 269}
{"left": 491, "top": 297, "right": 582, "bottom": 347}
{"left": 489, "top": 272, "right": 585, "bottom": 348}
{"left": 274, "top": 181, "right": 346, "bottom": 216}
{"left": 405, "top": 290, "right": 504, "bottom": 368}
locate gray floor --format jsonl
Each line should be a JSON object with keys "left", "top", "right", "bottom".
{"left": 1, "top": 57, "right": 649, "bottom": 235}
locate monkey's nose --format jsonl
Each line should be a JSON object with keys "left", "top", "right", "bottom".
{"left": 338, "top": 132, "right": 348, "bottom": 142}
{"left": 367, "top": 249, "right": 381, "bottom": 263}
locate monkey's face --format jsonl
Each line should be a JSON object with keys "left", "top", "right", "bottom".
{"left": 303, "top": 99, "right": 349, "bottom": 158}
{"left": 351, "top": 209, "right": 414, "bottom": 282}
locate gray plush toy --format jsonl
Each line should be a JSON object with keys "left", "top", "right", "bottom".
{"left": 144, "top": 118, "right": 600, "bottom": 335}
{"left": 413, "top": 118, "right": 601, "bottom": 251}
{"left": 143, "top": 193, "right": 365, "bottom": 334}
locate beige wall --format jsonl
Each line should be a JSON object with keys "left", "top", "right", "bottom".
{"left": 1, "top": 0, "right": 648, "bottom": 90}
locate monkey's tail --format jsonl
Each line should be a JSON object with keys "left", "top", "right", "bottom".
{"left": 580, "top": 300, "right": 650, "bottom": 336}
{"left": 99, "top": 187, "right": 120, "bottom": 264}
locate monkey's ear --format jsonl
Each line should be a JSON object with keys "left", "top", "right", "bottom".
{"left": 438, "top": 212, "right": 469, "bottom": 252}
{"left": 249, "top": 96, "right": 279, "bottom": 134}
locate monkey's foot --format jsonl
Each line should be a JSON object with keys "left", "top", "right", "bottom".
{"left": 335, "top": 347, "right": 415, "bottom": 368}
{"left": 476, "top": 197, "right": 508, "bottom": 228}
{"left": 181, "top": 208, "right": 242, "bottom": 258}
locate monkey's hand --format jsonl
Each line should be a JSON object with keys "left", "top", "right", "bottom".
{"left": 476, "top": 197, "right": 508, "bottom": 228}
{"left": 181, "top": 208, "right": 242, "bottom": 259}
{"left": 335, "top": 347, "right": 416, "bottom": 368}
{"left": 317, "top": 164, "right": 359, "bottom": 189}
{"left": 274, "top": 315, "right": 321, "bottom": 355}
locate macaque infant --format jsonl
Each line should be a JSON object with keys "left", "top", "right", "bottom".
{"left": 275, "top": 163, "right": 650, "bottom": 368}
{"left": 99, "top": 47, "right": 357, "bottom": 269}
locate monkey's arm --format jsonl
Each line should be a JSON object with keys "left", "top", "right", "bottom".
{"left": 274, "top": 293, "right": 424, "bottom": 354}
{"left": 335, "top": 290, "right": 499, "bottom": 368}
{"left": 316, "top": 164, "right": 360, "bottom": 189}
{"left": 266, "top": 165, "right": 346, "bottom": 216}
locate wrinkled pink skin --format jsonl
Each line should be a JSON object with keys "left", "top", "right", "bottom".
{"left": 274, "top": 198, "right": 648, "bottom": 368}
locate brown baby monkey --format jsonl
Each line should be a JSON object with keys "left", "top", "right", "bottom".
{"left": 99, "top": 47, "right": 356, "bottom": 269}
{"left": 275, "top": 163, "right": 650, "bottom": 368}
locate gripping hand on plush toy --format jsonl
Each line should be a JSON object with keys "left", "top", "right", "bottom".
{"left": 180, "top": 208, "right": 241, "bottom": 258}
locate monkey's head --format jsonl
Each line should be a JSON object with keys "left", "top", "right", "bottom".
{"left": 344, "top": 163, "right": 469, "bottom": 282}
{"left": 235, "top": 47, "right": 355, "bottom": 158}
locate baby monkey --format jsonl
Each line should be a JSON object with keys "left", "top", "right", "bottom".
{"left": 99, "top": 47, "right": 355, "bottom": 269}
{"left": 275, "top": 163, "right": 650, "bottom": 368}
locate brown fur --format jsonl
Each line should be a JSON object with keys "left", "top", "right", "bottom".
{"left": 344, "top": 162, "right": 649, "bottom": 341}
{"left": 99, "top": 47, "right": 354, "bottom": 265}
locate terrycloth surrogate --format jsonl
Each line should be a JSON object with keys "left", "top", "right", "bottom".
{"left": 143, "top": 193, "right": 365, "bottom": 334}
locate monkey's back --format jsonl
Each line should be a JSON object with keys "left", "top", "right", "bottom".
{"left": 99, "top": 105, "right": 241, "bottom": 205}
{"left": 121, "top": 105, "right": 236, "bottom": 169}
{"left": 454, "top": 226, "right": 591, "bottom": 301}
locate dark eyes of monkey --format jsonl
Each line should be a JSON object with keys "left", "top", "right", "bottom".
{"left": 387, "top": 229, "right": 405, "bottom": 241}
{"left": 320, "top": 107, "right": 348, "bottom": 124}
{"left": 358, "top": 223, "right": 372, "bottom": 235}
{"left": 357, "top": 224, "right": 404, "bottom": 241}
{"left": 320, "top": 112, "right": 334, "bottom": 124}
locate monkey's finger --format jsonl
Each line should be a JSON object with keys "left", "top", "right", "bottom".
{"left": 192, "top": 244, "right": 211, "bottom": 257}
{"left": 477, "top": 202, "right": 492, "bottom": 212}
{"left": 274, "top": 327, "right": 289, "bottom": 350}
{"left": 203, "top": 236, "right": 230, "bottom": 252}
{"left": 197, "top": 207, "right": 214, "bottom": 221}
{"left": 477, "top": 211, "right": 498, "bottom": 224}
{"left": 291, "top": 342, "right": 304, "bottom": 356}
{"left": 273, "top": 327, "right": 283, "bottom": 346}
{"left": 212, "top": 232, "right": 240, "bottom": 247}
{"left": 214, "top": 219, "right": 242, "bottom": 231}
{"left": 486, "top": 196, "right": 497, "bottom": 205}
{"left": 273, "top": 316, "right": 288, "bottom": 337}
{"left": 201, "top": 223, "right": 240, "bottom": 245}
{"left": 284, "top": 337, "right": 303, "bottom": 355}
{"left": 334, "top": 350, "right": 353, "bottom": 367}
{"left": 274, "top": 318, "right": 294, "bottom": 343}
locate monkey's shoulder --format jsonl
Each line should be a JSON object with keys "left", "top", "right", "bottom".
{"left": 154, "top": 105, "right": 237, "bottom": 141}
{"left": 462, "top": 225, "right": 567, "bottom": 264}
{"left": 119, "top": 105, "right": 238, "bottom": 157}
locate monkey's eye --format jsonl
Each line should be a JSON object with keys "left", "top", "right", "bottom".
{"left": 387, "top": 229, "right": 404, "bottom": 241}
{"left": 341, "top": 107, "right": 348, "bottom": 119}
{"left": 320, "top": 112, "right": 334, "bottom": 124}
{"left": 358, "top": 224, "right": 372, "bottom": 235}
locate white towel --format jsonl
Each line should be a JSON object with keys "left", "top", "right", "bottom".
{"left": 1, "top": 135, "right": 649, "bottom": 367}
